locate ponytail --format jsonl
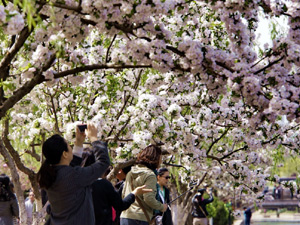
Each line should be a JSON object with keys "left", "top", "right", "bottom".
{"left": 37, "top": 134, "right": 68, "bottom": 189}
{"left": 37, "top": 161, "right": 57, "bottom": 189}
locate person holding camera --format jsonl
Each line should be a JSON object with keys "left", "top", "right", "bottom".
{"left": 191, "top": 188, "right": 214, "bottom": 225}
{"left": 37, "top": 123, "right": 110, "bottom": 225}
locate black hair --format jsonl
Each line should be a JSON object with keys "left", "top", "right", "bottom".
{"left": 0, "top": 175, "right": 16, "bottom": 201}
{"left": 81, "top": 148, "right": 95, "bottom": 167}
{"left": 157, "top": 167, "right": 169, "bottom": 176}
{"left": 81, "top": 148, "right": 111, "bottom": 178}
{"left": 122, "top": 165, "right": 132, "bottom": 175}
{"left": 197, "top": 188, "right": 206, "bottom": 194}
{"left": 37, "top": 134, "right": 68, "bottom": 189}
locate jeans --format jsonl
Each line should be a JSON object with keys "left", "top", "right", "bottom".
{"left": 120, "top": 218, "right": 149, "bottom": 225}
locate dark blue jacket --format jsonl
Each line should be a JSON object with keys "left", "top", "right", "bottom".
{"left": 92, "top": 179, "right": 135, "bottom": 225}
{"left": 191, "top": 193, "right": 213, "bottom": 218}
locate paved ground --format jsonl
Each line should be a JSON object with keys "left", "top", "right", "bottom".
{"left": 233, "top": 210, "right": 300, "bottom": 225}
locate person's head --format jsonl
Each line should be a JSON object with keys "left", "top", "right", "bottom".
{"left": 136, "top": 145, "right": 162, "bottom": 170}
{"left": 37, "top": 134, "right": 72, "bottom": 189}
{"left": 116, "top": 165, "right": 132, "bottom": 181}
{"left": 157, "top": 168, "right": 170, "bottom": 187}
{"left": 43, "top": 134, "right": 73, "bottom": 165}
{"left": 0, "top": 175, "right": 15, "bottom": 201}
{"left": 9, "top": 182, "right": 14, "bottom": 193}
{"left": 197, "top": 188, "right": 206, "bottom": 196}
{"left": 81, "top": 147, "right": 95, "bottom": 167}
{"left": 243, "top": 207, "right": 247, "bottom": 211}
{"left": 81, "top": 148, "right": 111, "bottom": 179}
{"left": 29, "top": 191, "right": 35, "bottom": 202}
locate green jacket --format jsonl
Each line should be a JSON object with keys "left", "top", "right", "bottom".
{"left": 120, "top": 164, "right": 164, "bottom": 222}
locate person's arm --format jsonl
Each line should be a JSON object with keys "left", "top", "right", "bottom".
{"left": 192, "top": 194, "right": 199, "bottom": 205}
{"left": 75, "top": 140, "right": 110, "bottom": 186}
{"left": 11, "top": 198, "right": 19, "bottom": 217}
{"left": 107, "top": 180, "right": 136, "bottom": 211}
{"left": 203, "top": 194, "right": 213, "bottom": 204}
{"left": 70, "top": 126, "right": 85, "bottom": 166}
{"left": 143, "top": 174, "right": 164, "bottom": 211}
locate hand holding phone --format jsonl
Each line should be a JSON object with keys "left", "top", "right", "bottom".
{"left": 77, "top": 124, "right": 87, "bottom": 132}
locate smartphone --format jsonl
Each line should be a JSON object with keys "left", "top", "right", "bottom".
{"left": 77, "top": 124, "right": 87, "bottom": 132}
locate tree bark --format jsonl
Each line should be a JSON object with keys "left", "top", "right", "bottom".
{"left": 0, "top": 139, "right": 28, "bottom": 224}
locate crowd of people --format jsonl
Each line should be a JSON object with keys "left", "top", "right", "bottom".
{"left": 0, "top": 123, "right": 216, "bottom": 225}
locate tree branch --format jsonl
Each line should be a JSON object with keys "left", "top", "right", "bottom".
{"left": 2, "top": 118, "right": 42, "bottom": 212}
{"left": 2, "top": 119, "right": 36, "bottom": 175}
{"left": 106, "top": 34, "right": 117, "bottom": 63}
{"left": 54, "top": 64, "right": 151, "bottom": 79}
{"left": 0, "top": 54, "right": 56, "bottom": 119}
{"left": 36, "top": 1, "right": 84, "bottom": 13}
{"left": 107, "top": 70, "right": 143, "bottom": 137}
{"left": 206, "top": 127, "right": 230, "bottom": 155}
{"left": 0, "top": 26, "right": 31, "bottom": 78}
{"left": 220, "top": 145, "right": 248, "bottom": 160}
{"left": 0, "top": 139, "right": 28, "bottom": 223}
{"left": 107, "top": 159, "right": 136, "bottom": 181}
{"left": 254, "top": 56, "right": 284, "bottom": 75}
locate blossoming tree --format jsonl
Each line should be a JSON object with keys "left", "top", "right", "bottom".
{"left": 0, "top": 0, "right": 300, "bottom": 224}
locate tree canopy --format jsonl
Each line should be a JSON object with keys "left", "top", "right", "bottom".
{"left": 1, "top": 0, "right": 300, "bottom": 221}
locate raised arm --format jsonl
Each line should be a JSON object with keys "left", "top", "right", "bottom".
{"left": 74, "top": 123, "right": 110, "bottom": 186}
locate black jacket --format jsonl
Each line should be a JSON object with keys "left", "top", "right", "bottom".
{"left": 92, "top": 179, "right": 135, "bottom": 225}
{"left": 112, "top": 181, "right": 125, "bottom": 225}
{"left": 156, "top": 185, "right": 173, "bottom": 225}
{"left": 191, "top": 193, "right": 213, "bottom": 218}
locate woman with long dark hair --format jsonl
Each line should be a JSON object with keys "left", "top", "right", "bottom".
{"left": 37, "top": 123, "right": 110, "bottom": 225}
{"left": 156, "top": 168, "right": 173, "bottom": 225}
{"left": 120, "top": 145, "right": 167, "bottom": 225}
{"left": 0, "top": 175, "right": 19, "bottom": 225}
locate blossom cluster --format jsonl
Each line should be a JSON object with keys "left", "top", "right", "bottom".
{"left": 1, "top": 0, "right": 300, "bottom": 205}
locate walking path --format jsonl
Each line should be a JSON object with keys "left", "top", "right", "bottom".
{"left": 233, "top": 210, "right": 300, "bottom": 225}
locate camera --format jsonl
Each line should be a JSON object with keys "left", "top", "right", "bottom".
{"left": 77, "top": 124, "right": 87, "bottom": 132}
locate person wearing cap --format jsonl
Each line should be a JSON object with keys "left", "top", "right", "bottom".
{"left": 191, "top": 188, "right": 214, "bottom": 225}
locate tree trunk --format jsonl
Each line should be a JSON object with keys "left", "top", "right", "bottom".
{"left": 0, "top": 139, "right": 28, "bottom": 224}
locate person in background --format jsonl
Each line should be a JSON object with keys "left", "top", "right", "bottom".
{"left": 115, "top": 166, "right": 133, "bottom": 196}
{"left": 81, "top": 149, "right": 152, "bottom": 225}
{"left": 0, "top": 175, "right": 19, "bottom": 225}
{"left": 113, "top": 165, "right": 133, "bottom": 225}
{"left": 120, "top": 145, "right": 168, "bottom": 225}
{"left": 191, "top": 187, "right": 214, "bottom": 225}
{"left": 37, "top": 123, "right": 110, "bottom": 225}
{"left": 224, "top": 199, "right": 233, "bottom": 225}
{"left": 243, "top": 207, "right": 252, "bottom": 225}
{"left": 25, "top": 191, "right": 36, "bottom": 225}
{"left": 155, "top": 168, "right": 173, "bottom": 225}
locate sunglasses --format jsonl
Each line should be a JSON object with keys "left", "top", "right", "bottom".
{"left": 163, "top": 176, "right": 171, "bottom": 179}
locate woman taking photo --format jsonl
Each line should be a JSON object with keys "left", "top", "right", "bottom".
{"left": 37, "top": 123, "right": 110, "bottom": 225}
{"left": 0, "top": 175, "right": 19, "bottom": 225}
{"left": 120, "top": 145, "right": 168, "bottom": 225}
{"left": 155, "top": 168, "right": 173, "bottom": 225}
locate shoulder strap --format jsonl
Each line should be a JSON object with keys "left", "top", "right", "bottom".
{"left": 130, "top": 176, "right": 151, "bottom": 223}
{"left": 198, "top": 204, "right": 207, "bottom": 218}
